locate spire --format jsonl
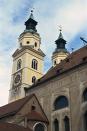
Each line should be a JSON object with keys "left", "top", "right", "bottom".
{"left": 55, "top": 28, "right": 67, "bottom": 51}
{"left": 58, "top": 26, "right": 63, "bottom": 39}
{"left": 52, "top": 27, "right": 69, "bottom": 66}
{"left": 25, "top": 10, "right": 38, "bottom": 32}
{"left": 58, "top": 30, "right": 63, "bottom": 39}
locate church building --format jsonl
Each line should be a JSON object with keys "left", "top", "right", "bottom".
{"left": 0, "top": 10, "right": 87, "bottom": 131}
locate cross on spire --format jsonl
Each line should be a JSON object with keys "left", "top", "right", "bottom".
{"left": 59, "top": 25, "right": 62, "bottom": 32}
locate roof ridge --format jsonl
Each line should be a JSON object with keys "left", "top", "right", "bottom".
{"left": 33, "top": 95, "right": 49, "bottom": 123}
{"left": 0, "top": 94, "right": 34, "bottom": 119}
{"left": 25, "top": 45, "right": 87, "bottom": 90}
{"left": 0, "top": 122, "right": 32, "bottom": 131}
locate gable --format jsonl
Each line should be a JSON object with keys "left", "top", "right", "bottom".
{"left": 0, "top": 94, "right": 34, "bottom": 119}
{"left": 16, "top": 95, "right": 48, "bottom": 123}
{"left": 0, "top": 94, "right": 48, "bottom": 124}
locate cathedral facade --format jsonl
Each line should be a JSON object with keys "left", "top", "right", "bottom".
{"left": 0, "top": 11, "right": 87, "bottom": 131}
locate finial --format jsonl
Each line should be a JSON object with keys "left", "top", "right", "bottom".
{"left": 58, "top": 25, "right": 63, "bottom": 39}
{"left": 29, "top": 8, "right": 35, "bottom": 19}
{"left": 31, "top": 9, "right": 33, "bottom": 14}
{"left": 59, "top": 25, "right": 62, "bottom": 32}
{"left": 31, "top": 8, "right": 35, "bottom": 14}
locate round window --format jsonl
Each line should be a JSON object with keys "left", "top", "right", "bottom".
{"left": 27, "top": 41, "right": 30, "bottom": 44}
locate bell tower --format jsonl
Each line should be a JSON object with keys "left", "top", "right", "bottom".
{"left": 9, "top": 10, "right": 45, "bottom": 102}
{"left": 52, "top": 29, "right": 69, "bottom": 66}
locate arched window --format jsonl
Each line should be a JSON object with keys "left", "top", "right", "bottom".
{"left": 54, "top": 60, "right": 57, "bottom": 65}
{"left": 83, "top": 88, "right": 87, "bottom": 102}
{"left": 32, "top": 59, "right": 38, "bottom": 70}
{"left": 17, "top": 59, "right": 22, "bottom": 70}
{"left": 84, "top": 111, "right": 87, "bottom": 130}
{"left": 35, "top": 42, "right": 37, "bottom": 47}
{"left": 31, "top": 105, "right": 36, "bottom": 111}
{"left": 64, "top": 116, "right": 70, "bottom": 131}
{"left": 32, "top": 76, "right": 36, "bottom": 84}
{"left": 54, "top": 96, "right": 68, "bottom": 110}
{"left": 54, "top": 119, "right": 59, "bottom": 131}
{"left": 20, "top": 43, "right": 22, "bottom": 47}
{"left": 34, "top": 123, "right": 45, "bottom": 131}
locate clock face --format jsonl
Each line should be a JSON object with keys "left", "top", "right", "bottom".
{"left": 15, "top": 74, "right": 21, "bottom": 83}
{"left": 13, "top": 72, "right": 22, "bottom": 87}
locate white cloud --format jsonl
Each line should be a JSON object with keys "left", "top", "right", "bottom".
{"left": 0, "top": 54, "right": 11, "bottom": 105}
{"left": 0, "top": 0, "right": 34, "bottom": 106}
{"left": 34, "top": 0, "right": 87, "bottom": 56}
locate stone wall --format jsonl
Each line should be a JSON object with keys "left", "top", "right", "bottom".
{"left": 26, "top": 64, "right": 87, "bottom": 131}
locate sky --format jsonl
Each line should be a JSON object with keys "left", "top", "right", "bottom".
{"left": 0, "top": 0, "right": 87, "bottom": 106}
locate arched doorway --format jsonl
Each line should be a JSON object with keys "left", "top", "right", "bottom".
{"left": 34, "top": 123, "right": 46, "bottom": 131}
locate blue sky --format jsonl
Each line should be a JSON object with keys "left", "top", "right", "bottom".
{"left": 0, "top": 0, "right": 87, "bottom": 106}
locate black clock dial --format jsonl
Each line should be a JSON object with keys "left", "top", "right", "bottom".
{"left": 13, "top": 72, "right": 22, "bottom": 87}
{"left": 15, "top": 74, "right": 21, "bottom": 83}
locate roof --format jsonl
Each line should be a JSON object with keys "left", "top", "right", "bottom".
{"left": 0, "top": 122, "right": 32, "bottom": 131}
{"left": 12, "top": 46, "right": 45, "bottom": 57}
{"left": 26, "top": 45, "right": 87, "bottom": 90}
{"left": 26, "top": 110, "right": 48, "bottom": 123}
{"left": 0, "top": 94, "right": 49, "bottom": 123}
{"left": 0, "top": 94, "right": 34, "bottom": 119}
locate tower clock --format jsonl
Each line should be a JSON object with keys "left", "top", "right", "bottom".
{"left": 13, "top": 72, "right": 22, "bottom": 87}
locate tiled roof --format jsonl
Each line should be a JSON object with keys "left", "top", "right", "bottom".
{"left": 26, "top": 45, "right": 87, "bottom": 89}
{"left": 0, "top": 122, "right": 32, "bottom": 131}
{"left": 26, "top": 110, "right": 49, "bottom": 123}
{"left": 0, "top": 94, "right": 34, "bottom": 119}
